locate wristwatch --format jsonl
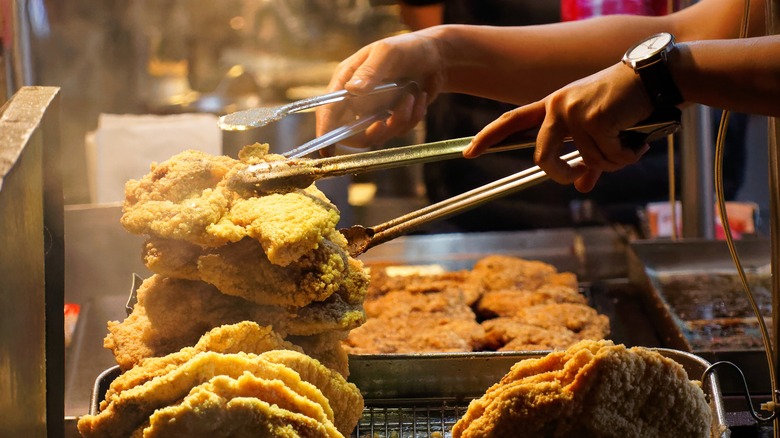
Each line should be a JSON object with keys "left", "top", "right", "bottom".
{"left": 622, "top": 32, "right": 684, "bottom": 108}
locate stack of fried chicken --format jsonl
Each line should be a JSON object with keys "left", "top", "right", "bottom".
{"left": 83, "top": 145, "right": 369, "bottom": 437}
{"left": 79, "top": 322, "right": 364, "bottom": 437}
{"left": 344, "top": 255, "right": 610, "bottom": 354}
{"left": 451, "top": 339, "right": 712, "bottom": 438}
{"left": 105, "top": 144, "right": 369, "bottom": 376}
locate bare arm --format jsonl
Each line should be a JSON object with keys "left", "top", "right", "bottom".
{"left": 316, "top": 0, "right": 766, "bottom": 146}
{"left": 435, "top": 0, "right": 765, "bottom": 104}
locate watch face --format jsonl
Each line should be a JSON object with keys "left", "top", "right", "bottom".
{"left": 626, "top": 33, "right": 674, "bottom": 61}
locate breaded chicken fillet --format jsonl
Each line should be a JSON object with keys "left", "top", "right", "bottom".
{"left": 452, "top": 340, "right": 712, "bottom": 438}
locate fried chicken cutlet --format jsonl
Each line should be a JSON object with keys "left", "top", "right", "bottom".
{"left": 344, "top": 289, "right": 485, "bottom": 354}
{"left": 470, "top": 255, "right": 578, "bottom": 291}
{"left": 475, "top": 284, "right": 587, "bottom": 320}
{"left": 452, "top": 340, "right": 712, "bottom": 438}
{"left": 121, "top": 144, "right": 343, "bottom": 267}
{"left": 143, "top": 236, "right": 366, "bottom": 307}
{"left": 105, "top": 275, "right": 365, "bottom": 370}
{"left": 79, "top": 349, "right": 362, "bottom": 438}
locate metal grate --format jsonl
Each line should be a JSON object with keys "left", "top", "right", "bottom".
{"left": 351, "top": 400, "right": 469, "bottom": 438}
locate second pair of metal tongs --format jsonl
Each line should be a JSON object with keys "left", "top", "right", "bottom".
{"left": 219, "top": 81, "right": 417, "bottom": 158}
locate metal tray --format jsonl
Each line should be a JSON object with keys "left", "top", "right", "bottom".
{"left": 90, "top": 349, "right": 728, "bottom": 437}
{"left": 628, "top": 238, "right": 773, "bottom": 395}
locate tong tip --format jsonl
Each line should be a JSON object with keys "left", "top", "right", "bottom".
{"left": 218, "top": 108, "right": 281, "bottom": 131}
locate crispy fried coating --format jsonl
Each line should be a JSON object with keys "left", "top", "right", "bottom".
{"left": 120, "top": 150, "right": 236, "bottom": 247}
{"left": 103, "top": 322, "right": 301, "bottom": 405}
{"left": 480, "top": 318, "right": 580, "bottom": 351}
{"left": 451, "top": 340, "right": 712, "bottom": 438}
{"left": 511, "top": 303, "right": 610, "bottom": 340}
{"left": 260, "top": 349, "right": 364, "bottom": 435}
{"left": 79, "top": 351, "right": 335, "bottom": 438}
{"left": 121, "top": 146, "right": 342, "bottom": 269}
{"left": 365, "top": 267, "right": 484, "bottom": 305}
{"left": 475, "top": 285, "right": 587, "bottom": 319}
{"left": 143, "top": 372, "right": 341, "bottom": 438}
{"left": 105, "top": 275, "right": 365, "bottom": 370}
{"left": 209, "top": 190, "right": 340, "bottom": 267}
{"left": 144, "top": 237, "right": 362, "bottom": 307}
{"left": 287, "top": 332, "right": 350, "bottom": 378}
{"left": 344, "top": 316, "right": 485, "bottom": 354}
{"left": 345, "top": 290, "right": 485, "bottom": 354}
{"left": 470, "top": 255, "right": 561, "bottom": 291}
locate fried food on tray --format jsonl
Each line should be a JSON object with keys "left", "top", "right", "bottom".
{"left": 344, "top": 290, "right": 485, "bottom": 354}
{"left": 470, "top": 255, "right": 559, "bottom": 290}
{"left": 481, "top": 318, "right": 580, "bottom": 351}
{"left": 260, "top": 349, "right": 364, "bottom": 435}
{"left": 365, "top": 267, "right": 484, "bottom": 305}
{"left": 451, "top": 339, "right": 712, "bottom": 438}
{"left": 144, "top": 372, "right": 341, "bottom": 438}
{"left": 510, "top": 303, "right": 610, "bottom": 340}
{"left": 105, "top": 275, "right": 365, "bottom": 371}
{"left": 103, "top": 322, "right": 301, "bottom": 403}
{"left": 349, "top": 255, "right": 609, "bottom": 354}
{"left": 475, "top": 284, "right": 587, "bottom": 319}
{"left": 79, "top": 349, "right": 362, "bottom": 438}
{"left": 114, "top": 144, "right": 370, "bottom": 379}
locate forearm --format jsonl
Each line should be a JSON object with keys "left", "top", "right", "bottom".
{"left": 424, "top": 0, "right": 765, "bottom": 105}
{"left": 673, "top": 36, "right": 780, "bottom": 116}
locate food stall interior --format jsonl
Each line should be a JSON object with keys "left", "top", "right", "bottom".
{"left": 2, "top": 1, "right": 779, "bottom": 437}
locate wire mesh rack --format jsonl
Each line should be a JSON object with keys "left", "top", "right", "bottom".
{"left": 351, "top": 399, "right": 470, "bottom": 438}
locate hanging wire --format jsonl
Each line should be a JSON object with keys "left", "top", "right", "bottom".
{"left": 709, "top": 0, "right": 779, "bottom": 429}
{"left": 703, "top": 361, "right": 777, "bottom": 422}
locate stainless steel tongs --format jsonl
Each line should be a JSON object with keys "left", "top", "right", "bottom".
{"left": 337, "top": 107, "right": 682, "bottom": 257}
{"left": 219, "top": 81, "right": 417, "bottom": 158}
{"left": 229, "top": 107, "right": 681, "bottom": 196}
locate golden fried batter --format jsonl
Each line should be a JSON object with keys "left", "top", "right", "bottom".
{"left": 209, "top": 190, "right": 340, "bottom": 266}
{"left": 260, "top": 349, "right": 364, "bottom": 436}
{"left": 121, "top": 146, "right": 343, "bottom": 269}
{"left": 144, "top": 372, "right": 341, "bottom": 438}
{"left": 480, "top": 318, "right": 580, "bottom": 351}
{"left": 121, "top": 150, "right": 235, "bottom": 247}
{"left": 365, "top": 267, "right": 484, "bottom": 305}
{"left": 103, "top": 322, "right": 301, "bottom": 404}
{"left": 143, "top": 237, "right": 361, "bottom": 307}
{"left": 79, "top": 351, "right": 335, "bottom": 438}
{"left": 470, "top": 255, "right": 560, "bottom": 291}
{"left": 105, "top": 275, "right": 365, "bottom": 370}
{"left": 475, "top": 284, "right": 587, "bottom": 319}
{"left": 452, "top": 340, "right": 712, "bottom": 438}
{"left": 511, "top": 303, "right": 610, "bottom": 340}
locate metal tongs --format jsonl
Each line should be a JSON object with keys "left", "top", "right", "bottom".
{"left": 218, "top": 81, "right": 417, "bottom": 158}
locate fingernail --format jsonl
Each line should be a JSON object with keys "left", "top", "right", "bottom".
{"left": 346, "top": 78, "right": 365, "bottom": 88}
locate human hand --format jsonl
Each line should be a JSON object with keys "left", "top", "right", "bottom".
{"left": 465, "top": 63, "right": 655, "bottom": 192}
{"left": 315, "top": 30, "right": 447, "bottom": 154}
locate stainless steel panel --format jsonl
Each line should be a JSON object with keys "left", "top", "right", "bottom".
{"left": 0, "top": 86, "right": 61, "bottom": 437}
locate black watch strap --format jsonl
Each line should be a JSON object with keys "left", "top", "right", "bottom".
{"left": 637, "top": 60, "right": 684, "bottom": 108}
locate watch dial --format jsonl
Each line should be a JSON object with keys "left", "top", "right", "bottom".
{"left": 628, "top": 33, "right": 673, "bottom": 60}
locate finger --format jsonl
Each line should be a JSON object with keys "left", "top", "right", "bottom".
{"left": 344, "top": 42, "right": 399, "bottom": 95}
{"left": 465, "top": 101, "right": 546, "bottom": 158}
{"left": 534, "top": 115, "right": 584, "bottom": 185}
{"left": 574, "top": 168, "right": 602, "bottom": 193}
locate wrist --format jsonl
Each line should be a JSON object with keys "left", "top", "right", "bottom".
{"left": 622, "top": 32, "right": 684, "bottom": 108}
